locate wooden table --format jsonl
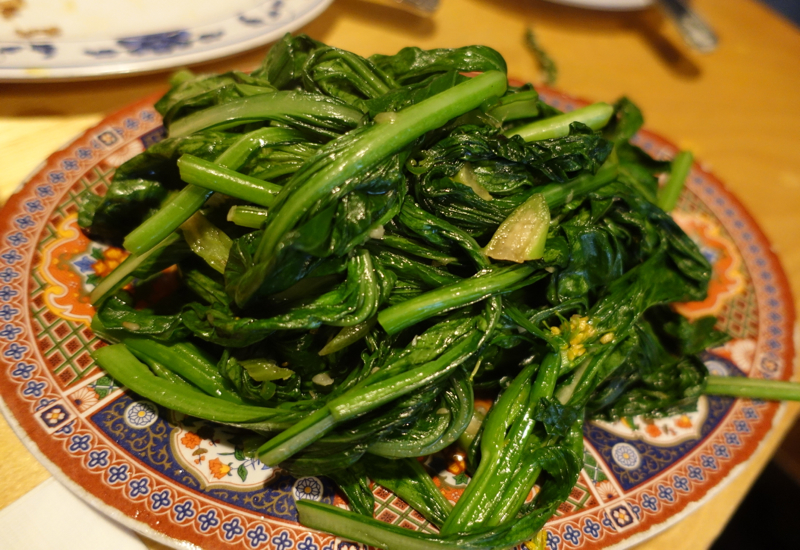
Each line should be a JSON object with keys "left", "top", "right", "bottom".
{"left": 1, "top": 0, "right": 799, "bottom": 548}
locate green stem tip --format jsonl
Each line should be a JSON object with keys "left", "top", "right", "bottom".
{"left": 506, "top": 102, "right": 614, "bottom": 142}
{"left": 705, "top": 375, "right": 800, "bottom": 402}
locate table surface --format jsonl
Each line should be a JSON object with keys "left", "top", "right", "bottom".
{"left": 1, "top": 0, "right": 799, "bottom": 548}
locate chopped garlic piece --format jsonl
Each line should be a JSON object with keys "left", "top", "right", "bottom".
{"left": 368, "top": 225, "right": 385, "bottom": 239}
{"left": 454, "top": 162, "right": 493, "bottom": 201}
{"left": 312, "top": 372, "right": 334, "bottom": 386}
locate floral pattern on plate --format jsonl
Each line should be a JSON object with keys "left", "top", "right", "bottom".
{"left": 171, "top": 414, "right": 277, "bottom": 490}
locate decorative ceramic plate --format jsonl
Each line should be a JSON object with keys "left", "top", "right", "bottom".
{"left": 0, "top": 0, "right": 332, "bottom": 80}
{"left": 0, "top": 88, "right": 794, "bottom": 550}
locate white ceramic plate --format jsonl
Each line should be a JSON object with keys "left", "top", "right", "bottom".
{"left": 541, "top": 0, "right": 653, "bottom": 10}
{"left": 0, "top": 0, "right": 333, "bottom": 81}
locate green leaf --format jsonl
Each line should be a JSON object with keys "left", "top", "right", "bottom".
{"left": 237, "top": 464, "right": 248, "bottom": 482}
{"left": 362, "top": 455, "right": 453, "bottom": 527}
{"left": 604, "top": 97, "right": 643, "bottom": 145}
{"left": 78, "top": 132, "right": 238, "bottom": 243}
{"left": 370, "top": 44, "right": 507, "bottom": 85}
{"left": 95, "top": 292, "right": 188, "bottom": 342}
{"left": 454, "top": 472, "right": 470, "bottom": 485}
{"left": 326, "top": 463, "right": 374, "bottom": 517}
{"left": 533, "top": 397, "right": 582, "bottom": 437}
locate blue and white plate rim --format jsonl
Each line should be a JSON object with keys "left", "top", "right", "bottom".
{"left": 0, "top": 0, "right": 333, "bottom": 81}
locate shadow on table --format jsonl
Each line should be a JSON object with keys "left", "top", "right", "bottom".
{"left": 476, "top": 0, "right": 702, "bottom": 79}
{"left": 313, "top": 0, "right": 437, "bottom": 38}
{"left": 712, "top": 459, "right": 800, "bottom": 548}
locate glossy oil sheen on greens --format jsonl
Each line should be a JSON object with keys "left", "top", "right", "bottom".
{"left": 74, "top": 33, "right": 793, "bottom": 550}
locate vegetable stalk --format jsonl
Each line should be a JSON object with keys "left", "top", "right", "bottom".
{"left": 93, "top": 345, "right": 296, "bottom": 426}
{"left": 253, "top": 71, "right": 508, "bottom": 269}
{"left": 169, "top": 90, "right": 363, "bottom": 138}
{"left": 258, "top": 331, "right": 482, "bottom": 466}
{"left": 705, "top": 376, "right": 800, "bottom": 401}
{"left": 177, "top": 154, "right": 283, "bottom": 207}
{"left": 378, "top": 265, "right": 537, "bottom": 335}
{"left": 658, "top": 150, "right": 693, "bottom": 211}
{"left": 122, "top": 185, "right": 211, "bottom": 255}
{"left": 506, "top": 102, "right": 614, "bottom": 141}
{"left": 122, "top": 127, "right": 305, "bottom": 255}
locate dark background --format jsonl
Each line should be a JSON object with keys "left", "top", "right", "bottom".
{"left": 759, "top": 0, "right": 800, "bottom": 25}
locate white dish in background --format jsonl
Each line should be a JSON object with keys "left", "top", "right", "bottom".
{"left": 0, "top": 0, "right": 332, "bottom": 81}
{"left": 542, "top": 0, "right": 653, "bottom": 10}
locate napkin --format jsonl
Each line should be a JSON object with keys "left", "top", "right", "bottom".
{"left": 0, "top": 477, "right": 147, "bottom": 550}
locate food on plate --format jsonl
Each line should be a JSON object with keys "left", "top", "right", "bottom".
{"left": 80, "top": 34, "right": 798, "bottom": 549}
